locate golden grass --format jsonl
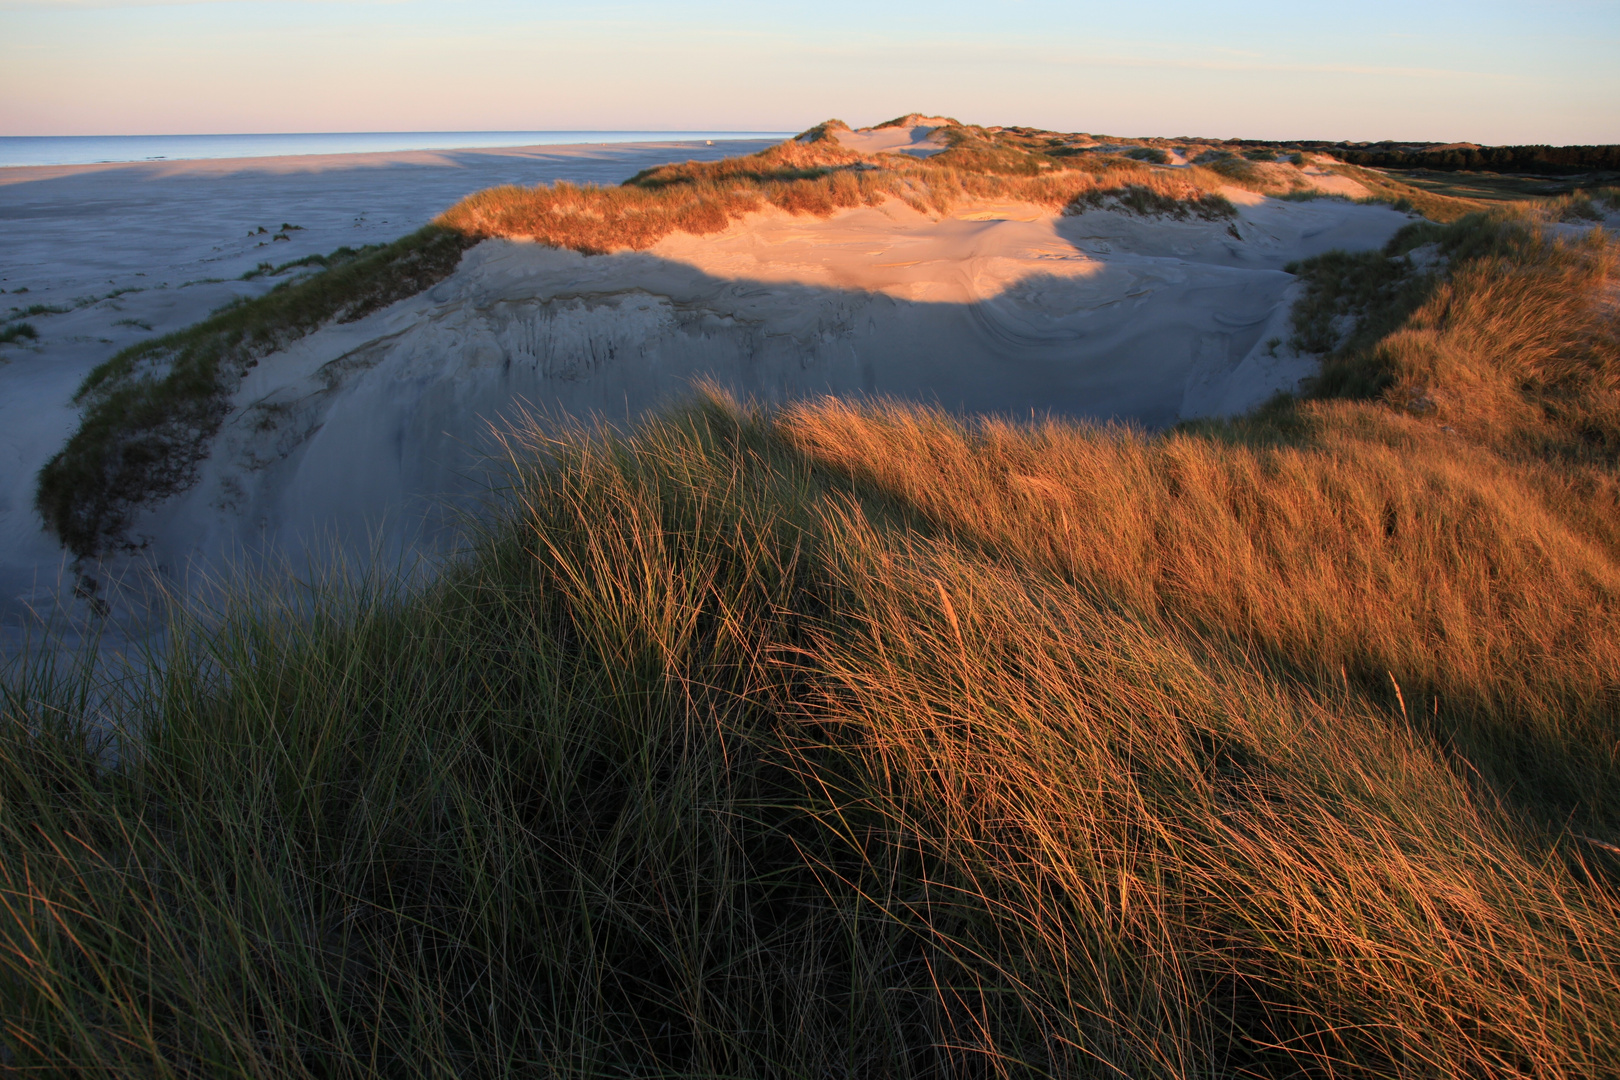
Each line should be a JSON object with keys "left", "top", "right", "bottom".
{"left": 792, "top": 479, "right": 1620, "bottom": 1077}
{"left": 782, "top": 215, "right": 1620, "bottom": 827}
{"left": 434, "top": 124, "right": 1330, "bottom": 255}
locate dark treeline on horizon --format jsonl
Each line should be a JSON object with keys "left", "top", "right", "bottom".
{"left": 1219, "top": 139, "right": 1620, "bottom": 175}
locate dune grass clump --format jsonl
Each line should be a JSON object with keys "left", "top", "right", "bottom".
{"left": 0, "top": 321, "right": 39, "bottom": 345}
{"left": 1291, "top": 213, "right": 1620, "bottom": 466}
{"left": 8, "top": 303, "right": 70, "bottom": 318}
{"left": 1070, "top": 183, "right": 1234, "bottom": 220}
{"left": 4, "top": 213, "right": 1620, "bottom": 1077}
{"left": 34, "top": 226, "right": 473, "bottom": 557}
{"left": 240, "top": 245, "right": 381, "bottom": 282}
{"left": 871, "top": 113, "right": 963, "bottom": 130}
{"left": 1277, "top": 214, "right": 1544, "bottom": 362}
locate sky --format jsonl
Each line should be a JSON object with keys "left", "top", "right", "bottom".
{"left": 3, "top": 0, "right": 1618, "bottom": 144}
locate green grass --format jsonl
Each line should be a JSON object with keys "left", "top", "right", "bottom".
{"left": 1334, "top": 143, "right": 1620, "bottom": 175}
{"left": 1379, "top": 168, "right": 1618, "bottom": 203}
{"left": 241, "top": 245, "right": 383, "bottom": 281}
{"left": 4, "top": 213, "right": 1619, "bottom": 1077}
{"left": 35, "top": 226, "right": 473, "bottom": 558}
{"left": 73, "top": 287, "right": 144, "bottom": 309}
{"left": 0, "top": 321, "right": 39, "bottom": 345}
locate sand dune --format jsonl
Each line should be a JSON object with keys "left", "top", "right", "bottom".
{"left": 830, "top": 118, "right": 952, "bottom": 157}
{"left": 0, "top": 140, "right": 1415, "bottom": 655}
{"left": 125, "top": 194, "right": 1409, "bottom": 594}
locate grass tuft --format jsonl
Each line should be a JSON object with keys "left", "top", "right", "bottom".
{"left": 1071, "top": 183, "right": 1235, "bottom": 220}
{"left": 0, "top": 321, "right": 39, "bottom": 344}
{"left": 8, "top": 303, "right": 70, "bottom": 318}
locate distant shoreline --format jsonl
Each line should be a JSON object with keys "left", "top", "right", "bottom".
{"left": 0, "top": 130, "right": 795, "bottom": 169}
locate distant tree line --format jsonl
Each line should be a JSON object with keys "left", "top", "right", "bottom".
{"left": 1219, "top": 139, "right": 1620, "bottom": 175}
{"left": 1338, "top": 144, "right": 1620, "bottom": 174}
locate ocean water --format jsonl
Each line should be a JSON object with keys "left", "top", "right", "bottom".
{"left": 0, "top": 130, "right": 795, "bottom": 169}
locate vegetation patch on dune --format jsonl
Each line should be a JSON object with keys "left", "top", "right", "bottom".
{"left": 1336, "top": 141, "right": 1620, "bottom": 175}
{"left": 6, "top": 212, "right": 1619, "bottom": 1076}
{"left": 34, "top": 226, "right": 473, "bottom": 558}
{"left": 436, "top": 120, "right": 1510, "bottom": 254}
{"left": 0, "top": 321, "right": 39, "bottom": 346}
{"left": 433, "top": 120, "right": 1350, "bottom": 253}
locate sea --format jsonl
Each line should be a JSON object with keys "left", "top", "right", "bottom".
{"left": 0, "top": 130, "right": 796, "bottom": 169}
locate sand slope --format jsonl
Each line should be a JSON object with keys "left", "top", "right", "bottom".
{"left": 831, "top": 118, "right": 953, "bottom": 157}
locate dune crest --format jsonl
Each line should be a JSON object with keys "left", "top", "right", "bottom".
{"left": 831, "top": 115, "right": 955, "bottom": 158}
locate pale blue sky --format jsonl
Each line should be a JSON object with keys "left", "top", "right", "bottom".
{"left": 4, "top": 0, "right": 1617, "bottom": 143}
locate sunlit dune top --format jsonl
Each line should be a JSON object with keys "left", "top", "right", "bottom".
{"left": 433, "top": 117, "right": 1486, "bottom": 258}
{"left": 819, "top": 114, "right": 957, "bottom": 158}
{"left": 644, "top": 199, "right": 1108, "bottom": 303}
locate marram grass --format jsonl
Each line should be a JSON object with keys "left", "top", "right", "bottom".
{"left": 4, "top": 219, "right": 1619, "bottom": 1076}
